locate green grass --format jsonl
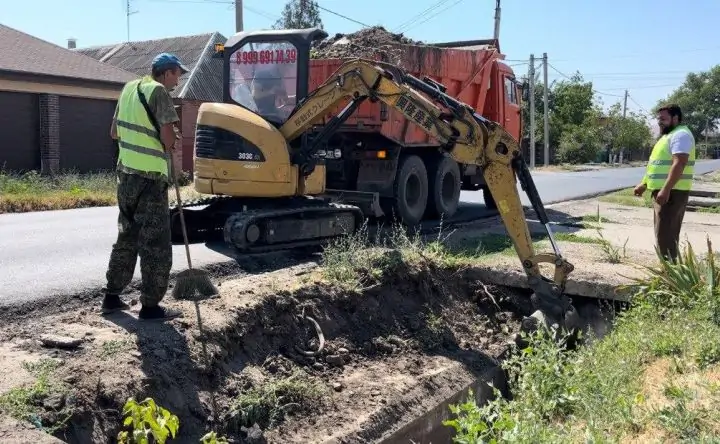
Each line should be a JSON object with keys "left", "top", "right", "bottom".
{"left": 578, "top": 212, "right": 619, "bottom": 224}
{"left": 599, "top": 187, "right": 654, "bottom": 208}
{"left": 319, "top": 222, "right": 611, "bottom": 291}
{"left": 0, "top": 358, "right": 73, "bottom": 434}
{"left": 0, "top": 169, "right": 199, "bottom": 213}
{"left": 97, "top": 339, "right": 132, "bottom": 360}
{"left": 440, "top": 232, "right": 603, "bottom": 261}
{"left": 444, "top": 236, "right": 720, "bottom": 443}
{"left": 696, "top": 206, "right": 720, "bottom": 214}
{"left": 224, "top": 370, "right": 325, "bottom": 431}
{"left": 0, "top": 170, "right": 118, "bottom": 212}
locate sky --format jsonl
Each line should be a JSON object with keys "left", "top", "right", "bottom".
{"left": 4, "top": 0, "right": 720, "bottom": 126}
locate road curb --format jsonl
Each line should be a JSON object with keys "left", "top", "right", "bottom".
{"left": 472, "top": 266, "right": 635, "bottom": 301}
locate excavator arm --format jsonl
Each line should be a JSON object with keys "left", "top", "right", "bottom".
{"left": 279, "top": 58, "right": 579, "bottom": 331}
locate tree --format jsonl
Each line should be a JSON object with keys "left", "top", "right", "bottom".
{"left": 273, "top": 0, "right": 324, "bottom": 30}
{"left": 549, "top": 72, "right": 599, "bottom": 137}
{"left": 655, "top": 65, "right": 720, "bottom": 139}
{"left": 556, "top": 121, "right": 604, "bottom": 164}
{"left": 602, "top": 102, "right": 653, "bottom": 157}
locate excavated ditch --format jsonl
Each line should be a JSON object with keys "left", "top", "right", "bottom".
{"left": 0, "top": 251, "right": 549, "bottom": 444}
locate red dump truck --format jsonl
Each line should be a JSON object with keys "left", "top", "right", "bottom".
{"left": 307, "top": 39, "right": 522, "bottom": 224}
{"left": 219, "top": 29, "right": 523, "bottom": 226}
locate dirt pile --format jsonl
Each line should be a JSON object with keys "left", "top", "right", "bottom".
{"left": 0, "top": 253, "right": 529, "bottom": 443}
{"left": 311, "top": 26, "right": 424, "bottom": 62}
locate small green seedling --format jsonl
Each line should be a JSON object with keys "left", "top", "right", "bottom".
{"left": 117, "top": 397, "right": 179, "bottom": 444}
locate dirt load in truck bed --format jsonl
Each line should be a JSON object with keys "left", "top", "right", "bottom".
{"left": 312, "top": 26, "right": 424, "bottom": 62}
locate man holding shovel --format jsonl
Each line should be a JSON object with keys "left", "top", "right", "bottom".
{"left": 101, "top": 53, "right": 189, "bottom": 320}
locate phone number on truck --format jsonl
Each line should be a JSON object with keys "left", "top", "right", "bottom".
{"left": 235, "top": 49, "right": 297, "bottom": 64}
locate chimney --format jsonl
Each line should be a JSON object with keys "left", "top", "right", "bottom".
{"left": 67, "top": 38, "right": 77, "bottom": 49}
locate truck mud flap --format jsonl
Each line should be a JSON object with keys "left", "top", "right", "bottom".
{"left": 323, "top": 189, "right": 385, "bottom": 218}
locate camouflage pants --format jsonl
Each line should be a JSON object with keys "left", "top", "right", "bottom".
{"left": 104, "top": 171, "right": 172, "bottom": 307}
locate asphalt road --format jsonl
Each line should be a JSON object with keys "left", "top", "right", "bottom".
{"left": 2, "top": 160, "right": 720, "bottom": 305}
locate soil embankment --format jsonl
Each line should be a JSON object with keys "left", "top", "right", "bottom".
{"left": 0, "top": 245, "right": 533, "bottom": 443}
{"left": 5, "top": 174, "right": 719, "bottom": 443}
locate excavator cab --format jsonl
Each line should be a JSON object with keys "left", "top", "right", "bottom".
{"left": 192, "top": 28, "right": 332, "bottom": 200}
{"left": 214, "top": 27, "right": 329, "bottom": 127}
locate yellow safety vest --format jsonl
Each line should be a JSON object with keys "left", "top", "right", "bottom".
{"left": 116, "top": 76, "right": 169, "bottom": 178}
{"left": 643, "top": 124, "right": 696, "bottom": 191}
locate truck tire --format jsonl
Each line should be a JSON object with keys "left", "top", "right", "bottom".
{"left": 482, "top": 186, "right": 498, "bottom": 210}
{"left": 425, "top": 154, "right": 461, "bottom": 219}
{"left": 393, "top": 154, "right": 428, "bottom": 227}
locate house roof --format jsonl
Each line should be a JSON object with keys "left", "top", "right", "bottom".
{"left": 0, "top": 23, "right": 138, "bottom": 85}
{"left": 74, "top": 32, "right": 226, "bottom": 102}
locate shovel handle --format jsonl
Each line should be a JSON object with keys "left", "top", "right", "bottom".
{"left": 168, "top": 155, "right": 193, "bottom": 270}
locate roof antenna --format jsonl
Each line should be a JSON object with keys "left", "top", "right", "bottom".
{"left": 126, "top": 0, "right": 138, "bottom": 42}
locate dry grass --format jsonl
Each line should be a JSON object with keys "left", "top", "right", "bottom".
{"left": 0, "top": 170, "right": 203, "bottom": 213}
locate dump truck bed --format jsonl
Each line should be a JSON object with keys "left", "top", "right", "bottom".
{"left": 308, "top": 39, "right": 507, "bottom": 146}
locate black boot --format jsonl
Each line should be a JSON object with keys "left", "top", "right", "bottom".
{"left": 101, "top": 294, "right": 130, "bottom": 314}
{"left": 138, "top": 305, "right": 182, "bottom": 321}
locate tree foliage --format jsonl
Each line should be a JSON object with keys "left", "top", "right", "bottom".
{"left": 273, "top": 0, "right": 323, "bottom": 30}
{"left": 655, "top": 65, "right": 720, "bottom": 139}
{"left": 521, "top": 70, "right": 655, "bottom": 163}
{"left": 556, "top": 121, "right": 604, "bottom": 164}
{"left": 602, "top": 103, "right": 653, "bottom": 155}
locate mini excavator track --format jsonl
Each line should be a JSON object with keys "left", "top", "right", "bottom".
{"left": 223, "top": 203, "right": 363, "bottom": 253}
{"left": 169, "top": 196, "right": 365, "bottom": 253}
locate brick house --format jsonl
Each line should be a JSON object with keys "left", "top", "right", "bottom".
{"left": 74, "top": 32, "right": 226, "bottom": 174}
{"left": 0, "top": 24, "right": 139, "bottom": 175}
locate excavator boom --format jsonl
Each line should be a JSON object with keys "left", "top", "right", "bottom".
{"left": 265, "top": 58, "right": 577, "bottom": 329}
{"left": 187, "top": 42, "right": 580, "bottom": 331}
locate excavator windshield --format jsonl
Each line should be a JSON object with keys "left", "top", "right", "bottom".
{"left": 220, "top": 28, "right": 329, "bottom": 125}
{"left": 227, "top": 41, "right": 299, "bottom": 124}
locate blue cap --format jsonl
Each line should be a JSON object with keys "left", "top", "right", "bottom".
{"left": 151, "top": 53, "right": 189, "bottom": 73}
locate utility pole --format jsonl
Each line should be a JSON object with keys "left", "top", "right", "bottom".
{"left": 705, "top": 117, "right": 710, "bottom": 159}
{"left": 493, "top": 0, "right": 501, "bottom": 41}
{"left": 126, "top": 0, "right": 138, "bottom": 42}
{"left": 528, "top": 54, "right": 536, "bottom": 169}
{"left": 622, "top": 89, "right": 628, "bottom": 118}
{"left": 235, "top": 0, "right": 244, "bottom": 32}
{"left": 542, "top": 52, "right": 549, "bottom": 166}
{"left": 620, "top": 89, "right": 628, "bottom": 164}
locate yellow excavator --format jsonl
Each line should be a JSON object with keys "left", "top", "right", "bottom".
{"left": 175, "top": 28, "right": 580, "bottom": 332}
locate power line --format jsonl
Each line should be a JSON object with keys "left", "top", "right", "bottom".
{"left": 147, "top": 0, "right": 371, "bottom": 28}
{"left": 541, "top": 46, "right": 720, "bottom": 63}
{"left": 600, "top": 84, "right": 680, "bottom": 91}
{"left": 145, "top": 0, "right": 279, "bottom": 21}
{"left": 399, "top": 0, "right": 466, "bottom": 33}
{"left": 243, "top": 4, "right": 277, "bottom": 21}
{"left": 578, "top": 70, "right": 690, "bottom": 76}
{"left": 547, "top": 62, "right": 629, "bottom": 98}
{"left": 316, "top": 5, "right": 371, "bottom": 28}
{"left": 627, "top": 93, "right": 651, "bottom": 116}
{"left": 393, "top": 0, "right": 454, "bottom": 34}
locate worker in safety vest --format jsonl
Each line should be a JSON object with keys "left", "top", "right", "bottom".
{"left": 101, "top": 53, "right": 189, "bottom": 320}
{"left": 634, "top": 103, "right": 696, "bottom": 262}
